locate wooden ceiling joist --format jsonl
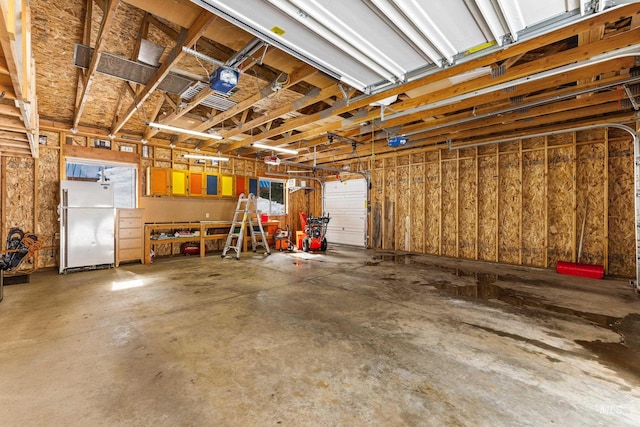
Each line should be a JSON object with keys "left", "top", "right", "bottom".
{"left": 17, "top": 0, "right": 640, "bottom": 165}
{"left": 111, "top": 9, "right": 216, "bottom": 134}
{"left": 73, "top": 0, "right": 120, "bottom": 129}
{"left": 173, "top": 62, "right": 319, "bottom": 144}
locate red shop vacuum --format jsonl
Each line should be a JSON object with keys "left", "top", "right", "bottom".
{"left": 299, "top": 212, "right": 330, "bottom": 252}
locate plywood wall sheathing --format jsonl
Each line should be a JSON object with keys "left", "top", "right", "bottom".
{"left": 220, "top": 163, "right": 233, "bottom": 176}
{"left": 3, "top": 156, "right": 35, "bottom": 238}
{"left": 410, "top": 162, "right": 425, "bottom": 253}
{"left": 67, "top": 135, "right": 87, "bottom": 146}
{"left": 424, "top": 161, "right": 440, "bottom": 254}
{"left": 458, "top": 156, "right": 476, "bottom": 259}
{"left": 371, "top": 168, "right": 383, "bottom": 248}
{"left": 39, "top": 131, "right": 60, "bottom": 147}
{"left": 607, "top": 136, "right": 634, "bottom": 276}
{"left": 498, "top": 150, "right": 521, "bottom": 264}
{"left": 233, "top": 159, "right": 246, "bottom": 176}
{"left": 522, "top": 136, "right": 545, "bottom": 151}
{"left": 425, "top": 151, "right": 439, "bottom": 163}
{"left": 396, "top": 164, "right": 410, "bottom": 251}
{"left": 245, "top": 159, "right": 255, "bottom": 176}
{"left": 36, "top": 146, "right": 61, "bottom": 268}
{"left": 155, "top": 147, "right": 171, "bottom": 162}
{"left": 173, "top": 161, "right": 187, "bottom": 171}
{"left": 383, "top": 160, "right": 396, "bottom": 250}
{"left": 522, "top": 149, "right": 546, "bottom": 265}
{"left": 546, "top": 146, "right": 574, "bottom": 267}
{"left": 548, "top": 133, "right": 574, "bottom": 147}
{"left": 360, "top": 124, "right": 635, "bottom": 277}
{"left": 477, "top": 155, "right": 497, "bottom": 261}
{"left": 440, "top": 158, "right": 457, "bottom": 257}
{"left": 478, "top": 145, "right": 497, "bottom": 156}
{"left": 576, "top": 143, "right": 606, "bottom": 267}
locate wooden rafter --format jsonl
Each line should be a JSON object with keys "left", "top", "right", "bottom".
{"left": 110, "top": 9, "right": 216, "bottom": 134}
{"left": 0, "top": 0, "right": 37, "bottom": 157}
{"left": 111, "top": 13, "right": 150, "bottom": 131}
{"left": 221, "top": 23, "right": 640, "bottom": 154}
{"left": 73, "top": 0, "right": 120, "bottom": 129}
{"left": 175, "top": 63, "right": 318, "bottom": 144}
{"left": 204, "top": 84, "right": 342, "bottom": 148}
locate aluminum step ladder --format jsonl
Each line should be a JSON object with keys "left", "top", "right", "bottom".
{"left": 221, "top": 193, "right": 271, "bottom": 259}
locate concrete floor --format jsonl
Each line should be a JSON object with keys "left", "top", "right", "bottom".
{"left": 1, "top": 247, "right": 639, "bottom": 426}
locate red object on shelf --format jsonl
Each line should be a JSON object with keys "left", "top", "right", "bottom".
{"left": 181, "top": 243, "right": 206, "bottom": 256}
{"left": 556, "top": 261, "right": 604, "bottom": 279}
{"left": 260, "top": 213, "right": 269, "bottom": 222}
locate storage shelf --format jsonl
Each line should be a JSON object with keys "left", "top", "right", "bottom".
{"left": 144, "top": 220, "right": 279, "bottom": 264}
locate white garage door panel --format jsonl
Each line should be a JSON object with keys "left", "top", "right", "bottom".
{"left": 324, "top": 178, "right": 367, "bottom": 247}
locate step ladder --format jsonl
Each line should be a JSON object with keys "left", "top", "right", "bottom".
{"left": 221, "top": 193, "right": 271, "bottom": 259}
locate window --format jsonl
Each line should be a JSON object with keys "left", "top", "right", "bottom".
{"left": 65, "top": 158, "right": 137, "bottom": 208}
{"left": 258, "top": 178, "right": 285, "bottom": 215}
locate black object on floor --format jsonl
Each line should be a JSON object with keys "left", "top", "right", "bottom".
{"left": 3, "top": 274, "right": 30, "bottom": 285}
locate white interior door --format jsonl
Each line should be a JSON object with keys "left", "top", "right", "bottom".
{"left": 324, "top": 178, "right": 367, "bottom": 247}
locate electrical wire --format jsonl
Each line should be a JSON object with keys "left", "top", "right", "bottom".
{"left": 192, "top": 42, "right": 213, "bottom": 77}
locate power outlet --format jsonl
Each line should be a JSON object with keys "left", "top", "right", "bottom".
{"left": 205, "top": 212, "right": 210, "bottom": 218}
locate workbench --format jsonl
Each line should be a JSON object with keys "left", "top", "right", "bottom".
{"left": 143, "top": 220, "right": 279, "bottom": 264}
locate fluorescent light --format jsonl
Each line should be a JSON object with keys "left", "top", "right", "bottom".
{"left": 148, "top": 122, "right": 223, "bottom": 140}
{"left": 183, "top": 153, "right": 229, "bottom": 162}
{"left": 252, "top": 142, "right": 298, "bottom": 155}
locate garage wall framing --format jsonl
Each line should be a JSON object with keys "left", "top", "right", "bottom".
{"left": 370, "top": 123, "right": 639, "bottom": 278}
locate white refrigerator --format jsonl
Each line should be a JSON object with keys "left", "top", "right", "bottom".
{"left": 59, "top": 180, "right": 115, "bottom": 273}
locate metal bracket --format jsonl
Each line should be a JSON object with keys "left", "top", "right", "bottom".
{"left": 623, "top": 84, "right": 640, "bottom": 110}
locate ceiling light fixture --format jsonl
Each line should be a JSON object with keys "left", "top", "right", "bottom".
{"left": 252, "top": 142, "right": 298, "bottom": 155}
{"left": 182, "top": 153, "right": 229, "bottom": 162}
{"left": 147, "top": 122, "right": 223, "bottom": 140}
{"left": 69, "top": 128, "right": 78, "bottom": 134}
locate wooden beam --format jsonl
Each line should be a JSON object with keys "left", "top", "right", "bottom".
{"left": 175, "top": 62, "right": 319, "bottom": 144}
{"left": 0, "top": 129, "right": 28, "bottom": 141}
{"left": 73, "top": 0, "right": 120, "bottom": 128}
{"left": 211, "top": 85, "right": 341, "bottom": 146}
{"left": 0, "top": 0, "right": 23, "bottom": 99}
{"left": 0, "top": 103, "right": 21, "bottom": 117}
{"left": 111, "top": 13, "right": 149, "bottom": 131}
{"left": 0, "top": 139, "right": 30, "bottom": 149}
{"left": 111, "top": 9, "right": 216, "bottom": 134}
{"left": 0, "top": 145, "right": 31, "bottom": 156}
{"left": 143, "top": 85, "right": 216, "bottom": 139}
{"left": 396, "top": 90, "right": 623, "bottom": 142}
{"left": 74, "top": 0, "right": 93, "bottom": 108}
{"left": 0, "top": 115, "right": 26, "bottom": 130}
{"left": 226, "top": 25, "right": 640, "bottom": 153}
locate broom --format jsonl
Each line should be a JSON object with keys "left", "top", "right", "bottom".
{"left": 556, "top": 197, "right": 604, "bottom": 279}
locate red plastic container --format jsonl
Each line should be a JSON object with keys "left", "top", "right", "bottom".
{"left": 181, "top": 243, "right": 206, "bottom": 256}
{"left": 556, "top": 261, "right": 604, "bottom": 279}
